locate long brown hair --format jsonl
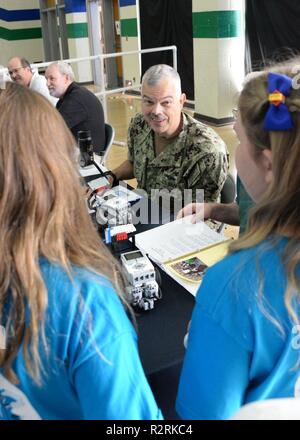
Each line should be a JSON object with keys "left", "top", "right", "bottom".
{"left": 230, "top": 62, "right": 300, "bottom": 327}
{"left": 0, "top": 82, "right": 128, "bottom": 383}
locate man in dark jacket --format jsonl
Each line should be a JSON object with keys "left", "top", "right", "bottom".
{"left": 45, "top": 61, "right": 105, "bottom": 154}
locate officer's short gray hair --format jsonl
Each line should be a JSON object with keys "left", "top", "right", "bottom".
{"left": 50, "top": 61, "right": 75, "bottom": 82}
{"left": 142, "top": 64, "right": 182, "bottom": 96}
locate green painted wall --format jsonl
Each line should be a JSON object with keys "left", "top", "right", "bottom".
{"left": 120, "top": 18, "right": 137, "bottom": 37}
{"left": 193, "top": 10, "right": 241, "bottom": 39}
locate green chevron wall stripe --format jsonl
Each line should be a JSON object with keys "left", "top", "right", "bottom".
{"left": 193, "top": 10, "right": 241, "bottom": 38}
{"left": 120, "top": 18, "right": 137, "bottom": 37}
{"left": 0, "top": 26, "right": 42, "bottom": 40}
{"left": 67, "top": 22, "right": 88, "bottom": 38}
{"left": 0, "top": 23, "right": 88, "bottom": 40}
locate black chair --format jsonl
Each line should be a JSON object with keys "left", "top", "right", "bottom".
{"left": 220, "top": 172, "right": 236, "bottom": 204}
{"left": 100, "top": 123, "right": 115, "bottom": 166}
{"left": 216, "top": 173, "right": 237, "bottom": 234}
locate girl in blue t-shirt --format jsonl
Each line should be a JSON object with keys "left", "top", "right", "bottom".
{"left": 0, "top": 82, "right": 162, "bottom": 420}
{"left": 176, "top": 63, "right": 300, "bottom": 419}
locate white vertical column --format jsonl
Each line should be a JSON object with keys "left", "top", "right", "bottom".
{"left": 193, "top": 0, "right": 245, "bottom": 124}
{"left": 66, "top": 1, "right": 92, "bottom": 83}
{"left": 119, "top": 0, "right": 140, "bottom": 87}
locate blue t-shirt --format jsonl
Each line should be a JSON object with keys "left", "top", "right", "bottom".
{"left": 176, "top": 236, "right": 300, "bottom": 420}
{"left": 0, "top": 259, "right": 163, "bottom": 420}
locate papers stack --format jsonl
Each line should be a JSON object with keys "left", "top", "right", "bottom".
{"left": 135, "top": 216, "right": 231, "bottom": 296}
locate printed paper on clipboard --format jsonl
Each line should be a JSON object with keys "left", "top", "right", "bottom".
{"left": 134, "top": 216, "right": 227, "bottom": 265}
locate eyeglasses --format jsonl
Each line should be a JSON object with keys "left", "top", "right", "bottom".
{"left": 8, "top": 66, "right": 25, "bottom": 77}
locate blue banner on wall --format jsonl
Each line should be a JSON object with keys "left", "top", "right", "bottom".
{"left": 64, "top": 0, "right": 86, "bottom": 14}
{"left": 0, "top": 8, "right": 40, "bottom": 22}
{"left": 119, "top": 0, "right": 136, "bottom": 7}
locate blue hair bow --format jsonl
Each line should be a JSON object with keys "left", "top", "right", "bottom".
{"left": 264, "top": 72, "right": 294, "bottom": 131}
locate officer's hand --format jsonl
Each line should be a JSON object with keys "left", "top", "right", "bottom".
{"left": 105, "top": 173, "right": 114, "bottom": 189}
{"left": 177, "top": 202, "right": 210, "bottom": 224}
{"left": 105, "top": 170, "right": 118, "bottom": 188}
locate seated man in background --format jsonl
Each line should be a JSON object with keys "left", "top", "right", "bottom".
{"left": 111, "top": 64, "right": 228, "bottom": 205}
{"left": 45, "top": 61, "right": 105, "bottom": 155}
{"left": 7, "top": 56, "right": 57, "bottom": 105}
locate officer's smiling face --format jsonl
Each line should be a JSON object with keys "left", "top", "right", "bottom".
{"left": 142, "top": 78, "right": 186, "bottom": 138}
